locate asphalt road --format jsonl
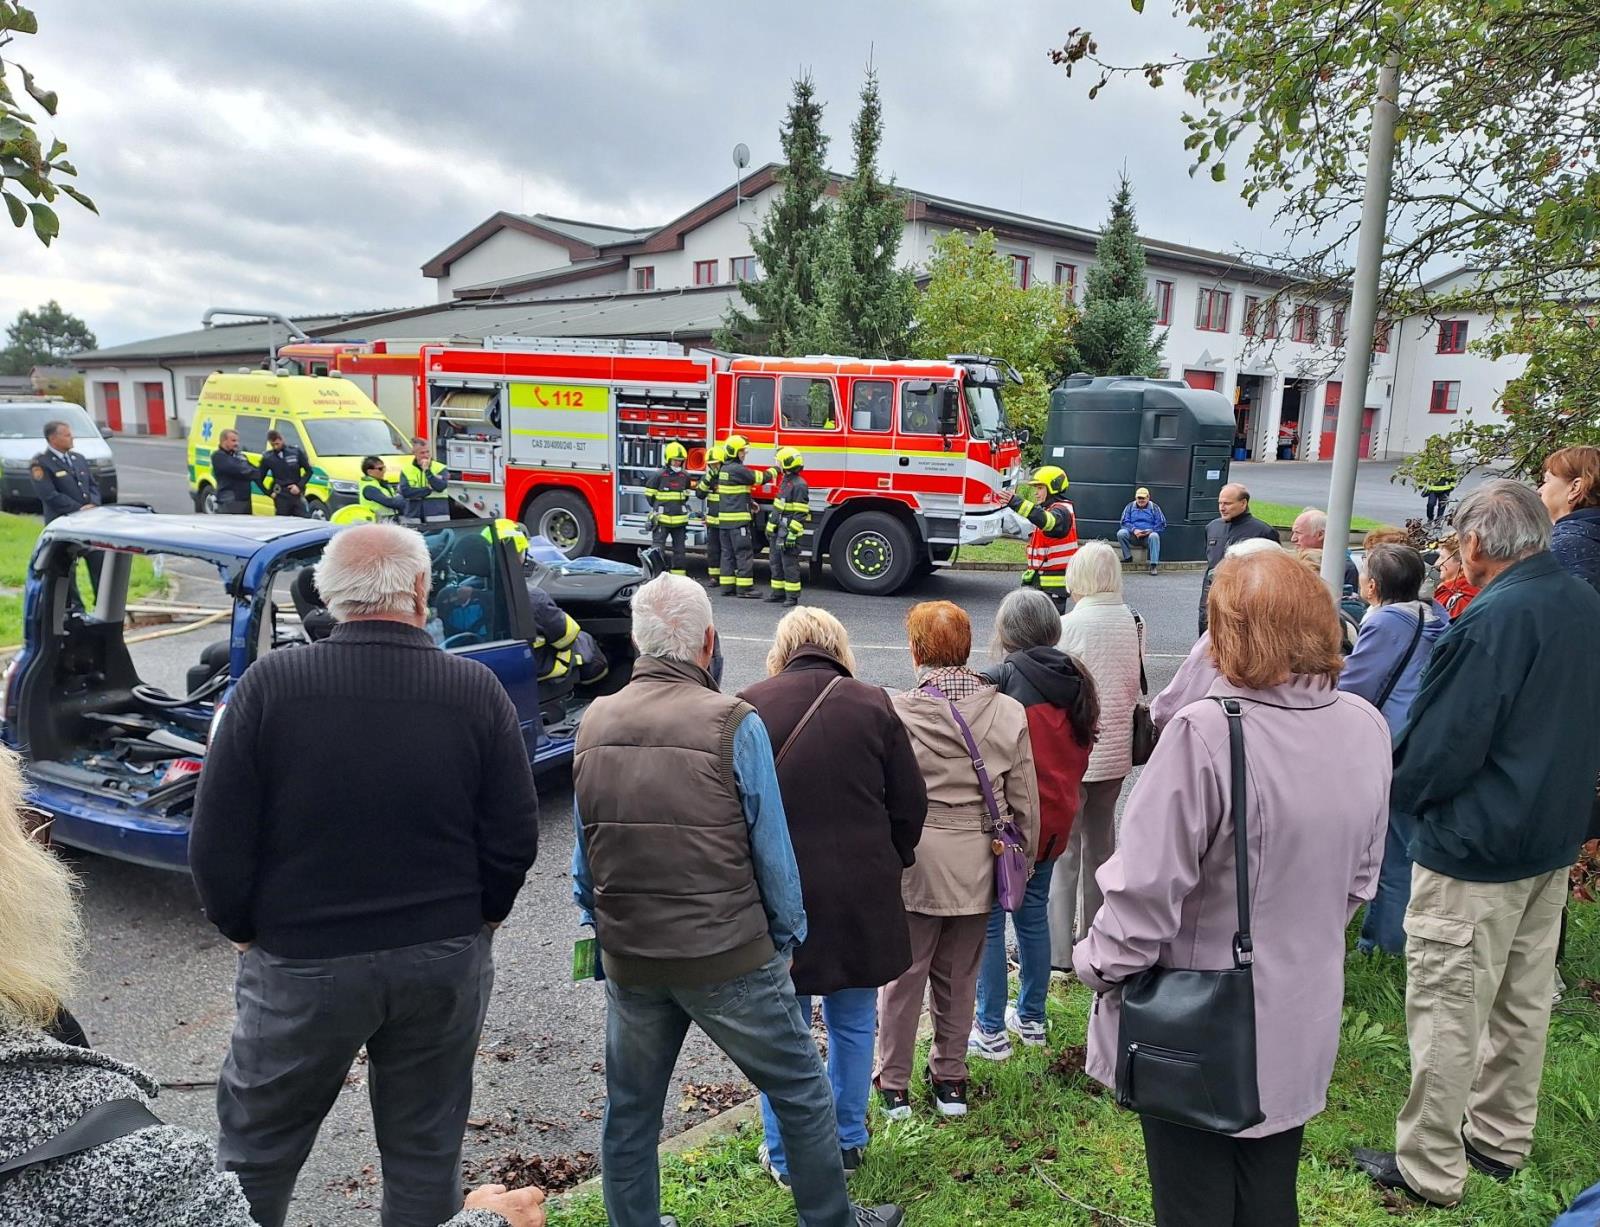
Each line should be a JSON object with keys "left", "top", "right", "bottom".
{"left": 1232, "top": 457, "right": 1489, "bottom": 526}
{"left": 107, "top": 435, "right": 195, "bottom": 514}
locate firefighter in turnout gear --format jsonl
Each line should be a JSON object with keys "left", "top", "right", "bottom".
{"left": 486, "top": 520, "right": 608, "bottom": 686}
{"left": 714, "top": 435, "right": 766, "bottom": 598}
{"left": 1009, "top": 465, "right": 1078, "bottom": 612}
{"left": 766, "top": 447, "right": 811, "bottom": 605}
{"left": 696, "top": 442, "right": 725, "bottom": 588}
{"left": 644, "top": 441, "right": 692, "bottom": 575}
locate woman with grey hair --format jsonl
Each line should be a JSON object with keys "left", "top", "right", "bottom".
{"left": 968, "top": 589, "right": 1097, "bottom": 1058}
{"left": 1051, "top": 541, "right": 1145, "bottom": 962}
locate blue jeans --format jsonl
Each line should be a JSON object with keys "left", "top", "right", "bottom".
{"left": 600, "top": 953, "right": 851, "bottom": 1227}
{"left": 1116, "top": 527, "right": 1161, "bottom": 565}
{"left": 1359, "top": 810, "right": 1415, "bottom": 954}
{"left": 976, "top": 858, "right": 1057, "bottom": 1030}
{"left": 758, "top": 987, "right": 876, "bottom": 1177}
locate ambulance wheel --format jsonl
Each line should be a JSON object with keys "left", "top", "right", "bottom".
{"left": 195, "top": 483, "right": 217, "bottom": 515}
{"left": 830, "top": 512, "right": 915, "bottom": 595}
{"left": 306, "top": 497, "right": 328, "bottom": 521}
{"left": 525, "top": 489, "right": 597, "bottom": 558}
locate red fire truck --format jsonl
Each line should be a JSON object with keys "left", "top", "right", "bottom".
{"left": 283, "top": 337, "right": 1026, "bottom": 596}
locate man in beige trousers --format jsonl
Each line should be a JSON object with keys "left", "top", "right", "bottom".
{"left": 1354, "top": 481, "right": 1600, "bottom": 1206}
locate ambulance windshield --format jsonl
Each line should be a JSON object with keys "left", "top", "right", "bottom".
{"left": 963, "top": 385, "right": 1005, "bottom": 441}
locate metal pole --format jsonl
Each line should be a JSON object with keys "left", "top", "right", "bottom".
{"left": 1322, "top": 51, "right": 1401, "bottom": 597}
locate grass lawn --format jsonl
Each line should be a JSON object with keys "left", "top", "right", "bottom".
{"left": 957, "top": 538, "right": 1026, "bottom": 564}
{"left": 553, "top": 903, "right": 1600, "bottom": 1226}
{"left": 1253, "top": 499, "right": 1388, "bottom": 534}
{"left": 0, "top": 512, "right": 168, "bottom": 645}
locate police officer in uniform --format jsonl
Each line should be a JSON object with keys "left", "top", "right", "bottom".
{"left": 210, "top": 428, "right": 257, "bottom": 514}
{"left": 714, "top": 434, "right": 765, "bottom": 598}
{"left": 258, "top": 429, "right": 315, "bottom": 517}
{"left": 358, "top": 456, "right": 408, "bottom": 520}
{"left": 766, "top": 447, "right": 811, "bottom": 605}
{"left": 399, "top": 438, "right": 451, "bottom": 522}
{"left": 695, "top": 442, "right": 725, "bottom": 589}
{"left": 643, "top": 441, "right": 693, "bottom": 576}
{"left": 31, "top": 419, "right": 103, "bottom": 602}
{"left": 1007, "top": 465, "right": 1078, "bottom": 613}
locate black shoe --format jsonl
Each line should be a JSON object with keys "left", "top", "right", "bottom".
{"left": 1149, "top": 564, "right": 1158, "bottom": 575}
{"left": 720, "top": 584, "right": 737, "bottom": 596}
{"left": 926, "top": 1069, "right": 968, "bottom": 1117}
{"left": 738, "top": 588, "right": 760, "bottom": 598}
{"left": 1464, "top": 1134, "right": 1516, "bottom": 1182}
{"left": 877, "top": 1085, "right": 911, "bottom": 1120}
{"left": 1352, "top": 1147, "right": 1452, "bottom": 1206}
{"left": 841, "top": 1145, "right": 864, "bottom": 1175}
{"left": 852, "top": 1206, "right": 904, "bottom": 1226}
{"left": 765, "top": 590, "right": 786, "bottom": 602}
{"left": 784, "top": 594, "right": 799, "bottom": 606}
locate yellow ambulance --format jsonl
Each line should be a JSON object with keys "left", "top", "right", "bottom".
{"left": 186, "top": 371, "right": 414, "bottom": 517}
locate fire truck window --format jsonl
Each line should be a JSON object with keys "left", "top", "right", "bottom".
{"left": 851, "top": 380, "right": 893, "bottom": 432}
{"left": 735, "top": 377, "right": 774, "bottom": 428}
{"left": 900, "top": 386, "right": 941, "bottom": 435}
{"left": 779, "top": 377, "right": 838, "bottom": 431}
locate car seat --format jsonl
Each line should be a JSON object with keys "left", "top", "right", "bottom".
{"left": 290, "top": 568, "right": 336, "bottom": 642}
{"left": 185, "top": 639, "right": 231, "bottom": 695}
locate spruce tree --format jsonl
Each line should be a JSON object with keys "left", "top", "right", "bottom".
{"left": 807, "top": 69, "right": 916, "bottom": 358}
{"left": 716, "top": 74, "right": 831, "bottom": 355}
{"left": 1061, "top": 175, "right": 1166, "bottom": 377}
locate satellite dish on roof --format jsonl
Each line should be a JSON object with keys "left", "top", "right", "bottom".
{"left": 733, "top": 143, "right": 750, "bottom": 169}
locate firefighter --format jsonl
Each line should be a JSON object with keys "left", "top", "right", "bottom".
{"left": 483, "top": 520, "right": 608, "bottom": 686}
{"left": 1008, "top": 465, "right": 1078, "bottom": 612}
{"left": 695, "top": 442, "right": 725, "bottom": 589}
{"left": 766, "top": 447, "right": 811, "bottom": 605}
{"left": 358, "top": 456, "right": 408, "bottom": 520}
{"left": 714, "top": 434, "right": 765, "bottom": 598}
{"left": 644, "top": 441, "right": 692, "bottom": 575}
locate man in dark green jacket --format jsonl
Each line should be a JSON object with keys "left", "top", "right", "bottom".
{"left": 1355, "top": 480, "right": 1600, "bottom": 1209}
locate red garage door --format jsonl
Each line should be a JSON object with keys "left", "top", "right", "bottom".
{"left": 99, "top": 383, "right": 122, "bottom": 432}
{"left": 1184, "top": 369, "right": 1218, "bottom": 390}
{"left": 140, "top": 382, "right": 168, "bottom": 437}
{"left": 1318, "top": 382, "right": 1375, "bottom": 459}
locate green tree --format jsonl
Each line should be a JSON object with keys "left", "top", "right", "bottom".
{"left": 806, "top": 69, "right": 916, "bottom": 358}
{"left": 1, "top": 3, "right": 95, "bottom": 246}
{"left": 0, "top": 300, "right": 95, "bottom": 374}
{"left": 1061, "top": 174, "right": 1166, "bottom": 376}
{"left": 716, "top": 74, "right": 831, "bottom": 354}
{"left": 911, "top": 229, "right": 1076, "bottom": 454}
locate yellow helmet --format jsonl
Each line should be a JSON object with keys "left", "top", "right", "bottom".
{"left": 1032, "top": 465, "right": 1069, "bottom": 495}
{"left": 723, "top": 434, "right": 749, "bottom": 456}
{"left": 706, "top": 441, "right": 725, "bottom": 465}
{"left": 330, "top": 504, "right": 377, "bottom": 526}
{"left": 776, "top": 446, "right": 804, "bottom": 472}
{"left": 663, "top": 441, "right": 688, "bottom": 464}
{"left": 485, "top": 517, "right": 529, "bottom": 555}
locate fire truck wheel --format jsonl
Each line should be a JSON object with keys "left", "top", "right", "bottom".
{"left": 830, "top": 511, "right": 915, "bottom": 596}
{"left": 525, "top": 489, "right": 597, "bottom": 558}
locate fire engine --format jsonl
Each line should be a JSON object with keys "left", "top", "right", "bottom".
{"left": 281, "top": 337, "right": 1026, "bottom": 596}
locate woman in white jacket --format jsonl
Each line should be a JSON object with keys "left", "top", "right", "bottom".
{"left": 1050, "top": 541, "right": 1145, "bottom": 964}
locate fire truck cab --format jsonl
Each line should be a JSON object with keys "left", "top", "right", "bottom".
{"left": 302, "top": 338, "right": 1026, "bottom": 596}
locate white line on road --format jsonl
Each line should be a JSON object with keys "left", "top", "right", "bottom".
{"left": 115, "top": 463, "right": 181, "bottom": 476}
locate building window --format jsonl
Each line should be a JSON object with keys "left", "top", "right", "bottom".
{"left": 693, "top": 259, "right": 718, "bottom": 286}
{"left": 634, "top": 266, "right": 655, "bottom": 291}
{"left": 1151, "top": 279, "right": 1173, "bottom": 326}
{"left": 1437, "top": 319, "right": 1468, "bottom": 354}
{"left": 1009, "top": 254, "right": 1031, "bottom": 289}
{"left": 1244, "top": 296, "right": 1278, "bottom": 339}
{"left": 1195, "top": 287, "right": 1231, "bottom": 332}
{"left": 1373, "top": 319, "right": 1392, "bottom": 353}
{"left": 1429, "top": 380, "right": 1461, "bottom": 414}
{"left": 183, "top": 375, "right": 208, "bottom": 400}
{"left": 1054, "top": 262, "right": 1077, "bottom": 303}
{"left": 730, "top": 256, "right": 756, "bottom": 282}
{"left": 1291, "top": 304, "right": 1320, "bottom": 343}
{"left": 1331, "top": 308, "right": 1347, "bottom": 346}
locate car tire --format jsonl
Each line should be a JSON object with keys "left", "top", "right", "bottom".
{"left": 194, "top": 484, "right": 217, "bottom": 515}
{"left": 829, "top": 511, "right": 916, "bottom": 595}
{"left": 306, "top": 497, "right": 328, "bottom": 521}
{"left": 525, "top": 489, "right": 597, "bottom": 558}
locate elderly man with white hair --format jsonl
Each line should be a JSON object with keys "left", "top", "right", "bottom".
{"left": 190, "top": 523, "right": 540, "bottom": 1227}
{"left": 1354, "top": 480, "right": 1600, "bottom": 1208}
{"left": 1290, "top": 506, "right": 1360, "bottom": 591}
{"left": 571, "top": 573, "right": 903, "bottom": 1227}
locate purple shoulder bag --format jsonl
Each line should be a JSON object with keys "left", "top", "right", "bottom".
{"left": 921, "top": 683, "right": 1031, "bottom": 911}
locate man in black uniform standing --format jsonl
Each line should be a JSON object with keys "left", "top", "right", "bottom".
{"left": 31, "top": 419, "right": 103, "bottom": 602}
{"left": 210, "top": 428, "right": 257, "bottom": 514}
{"left": 258, "top": 429, "right": 314, "bottom": 517}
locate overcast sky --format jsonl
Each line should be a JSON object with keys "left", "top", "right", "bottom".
{"left": 5, "top": 0, "right": 1287, "bottom": 348}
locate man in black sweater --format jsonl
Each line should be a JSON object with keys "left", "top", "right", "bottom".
{"left": 1198, "top": 482, "right": 1281, "bottom": 633}
{"left": 209, "top": 427, "right": 257, "bottom": 514}
{"left": 190, "top": 522, "right": 539, "bottom": 1227}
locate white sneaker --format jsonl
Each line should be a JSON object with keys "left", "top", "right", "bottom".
{"left": 1005, "top": 1004, "right": 1047, "bottom": 1047}
{"left": 968, "top": 1023, "right": 1013, "bottom": 1061}
{"left": 757, "top": 1143, "right": 791, "bottom": 1188}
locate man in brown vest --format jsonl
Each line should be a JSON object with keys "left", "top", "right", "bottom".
{"left": 572, "top": 574, "right": 903, "bottom": 1227}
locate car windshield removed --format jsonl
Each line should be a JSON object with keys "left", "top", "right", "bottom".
{"left": 0, "top": 403, "right": 98, "bottom": 440}
{"left": 304, "top": 418, "right": 406, "bottom": 456}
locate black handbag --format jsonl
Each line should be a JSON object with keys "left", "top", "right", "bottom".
{"left": 1131, "top": 612, "right": 1158, "bottom": 766}
{"left": 1114, "top": 697, "right": 1265, "bottom": 1134}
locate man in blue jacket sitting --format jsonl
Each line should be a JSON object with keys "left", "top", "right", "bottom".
{"left": 1116, "top": 487, "right": 1166, "bottom": 574}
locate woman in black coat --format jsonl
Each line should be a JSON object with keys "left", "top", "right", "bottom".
{"left": 738, "top": 609, "right": 927, "bottom": 1185}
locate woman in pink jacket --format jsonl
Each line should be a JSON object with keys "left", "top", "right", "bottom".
{"left": 1073, "top": 549, "right": 1391, "bottom": 1227}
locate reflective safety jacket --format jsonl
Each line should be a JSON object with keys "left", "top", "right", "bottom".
{"left": 399, "top": 458, "right": 450, "bottom": 518}
{"left": 644, "top": 464, "right": 693, "bottom": 526}
{"left": 696, "top": 463, "right": 722, "bottom": 527}
{"left": 714, "top": 459, "right": 765, "bottom": 524}
{"left": 528, "top": 583, "right": 582, "bottom": 681}
{"left": 770, "top": 472, "right": 812, "bottom": 549}
{"left": 1013, "top": 491, "right": 1078, "bottom": 587}
{"left": 359, "top": 477, "right": 406, "bottom": 519}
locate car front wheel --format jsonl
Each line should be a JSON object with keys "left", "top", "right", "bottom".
{"left": 194, "top": 484, "right": 217, "bottom": 514}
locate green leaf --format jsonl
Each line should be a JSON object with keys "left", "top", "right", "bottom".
{"left": 10, "top": 6, "right": 40, "bottom": 34}
{"left": 19, "top": 67, "right": 57, "bottom": 117}
{"left": 1130, "top": 0, "right": 1145, "bottom": 10}
{"left": 1211, "top": 162, "right": 1227, "bottom": 182}
{"left": 0, "top": 116, "right": 25, "bottom": 142}
{"left": 46, "top": 136, "right": 65, "bottom": 161}
{"left": 3, "top": 189, "right": 25, "bottom": 228}
{"left": 27, "top": 199, "right": 57, "bottom": 243}
{"left": 59, "top": 183, "right": 95, "bottom": 213}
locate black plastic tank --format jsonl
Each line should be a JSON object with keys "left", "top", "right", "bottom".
{"left": 1040, "top": 374, "right": 1236, "bottom": 561}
